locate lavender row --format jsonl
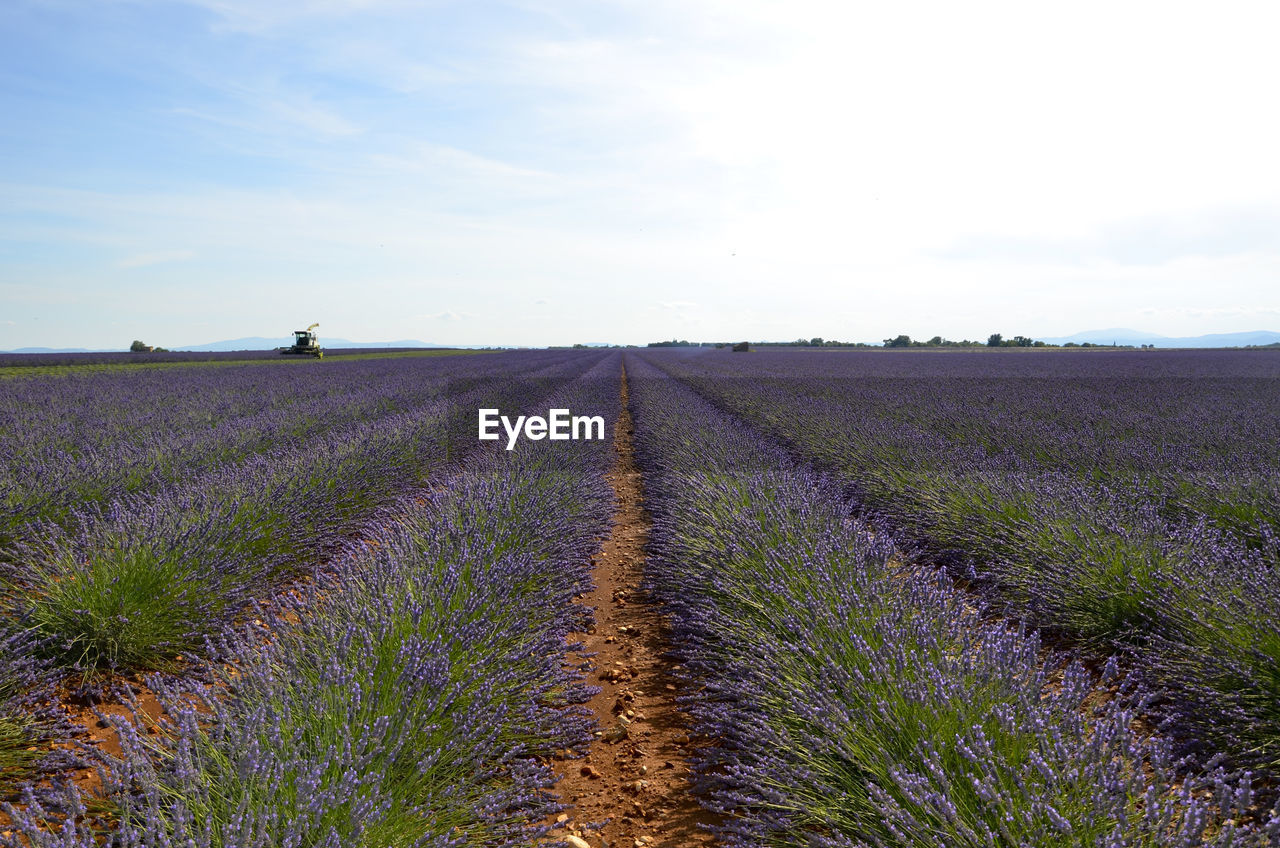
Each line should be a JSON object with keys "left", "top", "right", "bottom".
{"left": 0, "top": 351, "right": 572, "bottom": 545}
{"left": 625, "top": 352, "right": 1278, "bottom": 847}
{"left": 1, "top": 350, "right": 598, "bottom": 666}
{"left": 643, "top": 348, "right": 1280, "bottom": 771}
{"left": 0, "top": 348, "right": 448, "bottom": 369}
{"left": 0, "top": 350, "right": 293, "bottom": 368}
{"left": 0, "top": 352, "right": 605, "bottom": 802}
{"left": 2, "top": 353, "right": 622, "bottom": 847}
{"left": 651, "top": 348, "right": 1280, "bottom": 547}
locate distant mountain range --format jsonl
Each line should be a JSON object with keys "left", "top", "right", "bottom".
{"left": 1038, "top": 329, "right": 1280, "bottom": 348}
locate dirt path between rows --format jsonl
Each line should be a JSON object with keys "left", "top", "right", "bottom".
{"left": 546, "top": 366, "right": 720, "bottom": 848}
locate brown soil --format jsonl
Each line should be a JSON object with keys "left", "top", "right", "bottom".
{"left": 546, "top": 366, "right": 721, "bottom": 848}
{"left": 0, "top": 679, "right": 166, "bottom": 837}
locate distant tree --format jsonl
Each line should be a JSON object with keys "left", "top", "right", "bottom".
{"left": 926, "top": 335, "right": 944, "bottom": 346}
{"left": 129, "top": 340, "right": 152, "bottom": 353}
{"left": 732, "top": 341, "right": 750, "bottom": 352}
{"left": 883, "top": 335, "right": 912, "bottom": 348}
{"left": 987, "top": 333, "right": 1003, "bottom": 347}
{"left": 810, "top": 337, "right": 824, "bottom": 347}
{"left": 1011, "top": 335, "right": 1034, "bottom": 347}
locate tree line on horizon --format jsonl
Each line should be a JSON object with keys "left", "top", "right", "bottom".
{"left": 647, "top": 334, "right": 1141, "bottom": 349}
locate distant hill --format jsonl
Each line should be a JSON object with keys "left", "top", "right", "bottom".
{"left": 1040, "top": 329, "right": 1280, "bottom": 348}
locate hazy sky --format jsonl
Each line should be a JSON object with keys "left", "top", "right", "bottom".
{"left": 3, "top": 0, "right": 1279, "bottom": 349}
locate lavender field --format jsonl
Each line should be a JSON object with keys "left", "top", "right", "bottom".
{"left": 2, "top": 347, "right": 1279, "bottom": 846}
{"left": 642, "top": 348, "right": 1280, "bottom": 776}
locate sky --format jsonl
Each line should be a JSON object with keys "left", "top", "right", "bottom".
{"left": 3, "top": 0, "right": 1280, "bottom": 349}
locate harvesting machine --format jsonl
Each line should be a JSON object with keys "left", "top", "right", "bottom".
{"left": 280, "top": 323, "right": 324, "bottom": 358}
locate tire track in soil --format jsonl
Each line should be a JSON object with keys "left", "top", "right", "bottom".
{"left": 546, "top": 366, "right": 720, "bottom": 848}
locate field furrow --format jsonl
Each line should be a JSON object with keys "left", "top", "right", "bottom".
{"left": 547, "top": 362, "right": 720, "bottom": 848}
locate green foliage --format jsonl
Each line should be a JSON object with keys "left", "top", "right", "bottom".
{"left": 0, "top": 713, "right": 42, "bottom": 785}
{"left": 25, "top": 545, "right": 220, "bottom": 674}
{"left": 987, "top": 333, "right": 1048, "bottom": 347}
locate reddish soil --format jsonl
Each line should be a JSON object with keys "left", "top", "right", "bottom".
{"left": 0, "top": 678, "right": 166, "bottom": 838}
{"left": 546, "top": 367, "right": 720, "bottom": 848}
{"left": 62, "top": 681, "right": 166, "bottom": 795}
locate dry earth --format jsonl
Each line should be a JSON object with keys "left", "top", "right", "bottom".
{"left": 546, "top": 368, "right": 720, "bottom": 848}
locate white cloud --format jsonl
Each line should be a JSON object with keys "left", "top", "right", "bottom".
{"left": 935, "top": 205, "right": 1280, "bottom": 267}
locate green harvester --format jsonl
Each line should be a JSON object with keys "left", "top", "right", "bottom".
{"left": 280, "top": 323, "right": 324, "bottom": 358}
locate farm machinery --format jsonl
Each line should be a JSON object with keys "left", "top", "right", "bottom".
{"left": 279, "top": 323, "right": 324, "bottom": 358}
